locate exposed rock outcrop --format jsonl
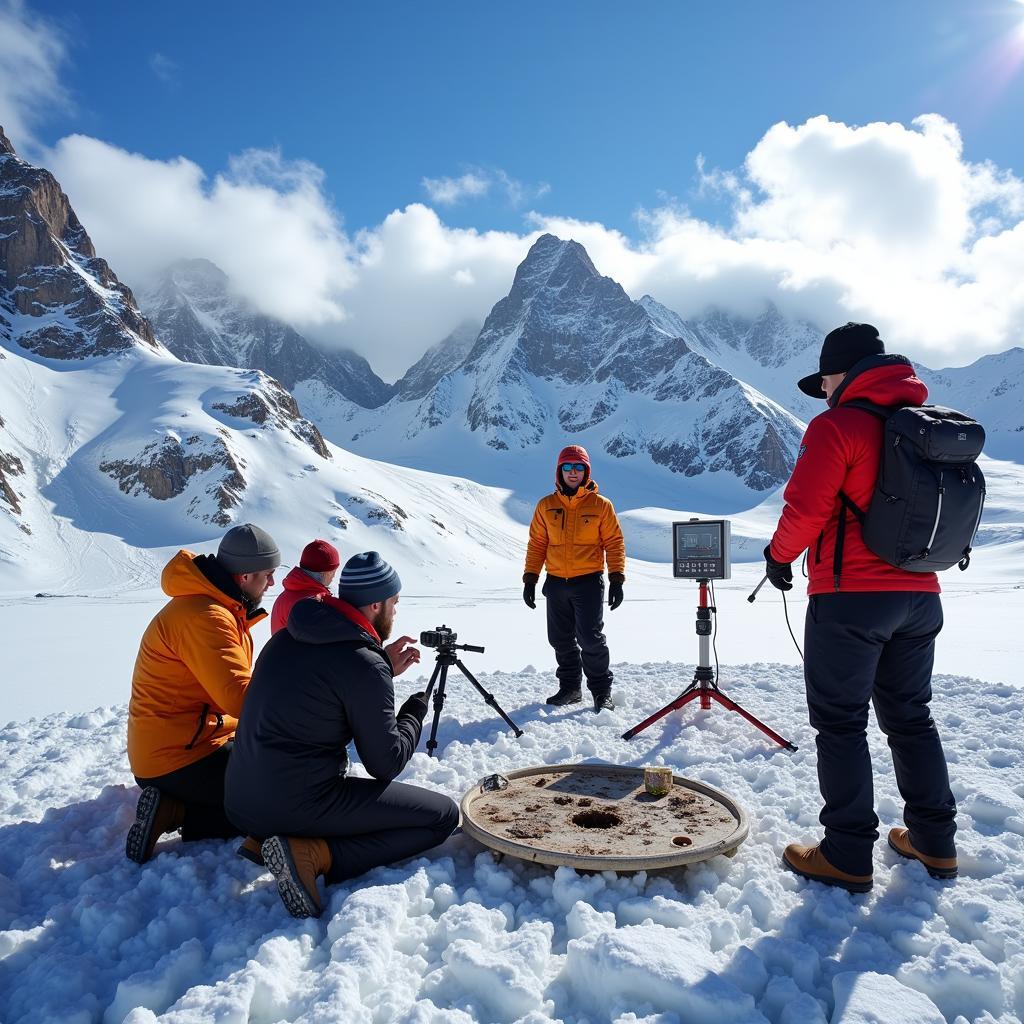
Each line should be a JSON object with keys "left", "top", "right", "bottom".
{"left": 0, "top": 127, "right": 162, "bottom": 359}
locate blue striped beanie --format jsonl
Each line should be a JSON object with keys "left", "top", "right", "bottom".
{"left": 337, "top": 551, "right": 401, "bottom": 606}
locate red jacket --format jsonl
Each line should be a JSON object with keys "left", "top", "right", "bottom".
{"left": 271, "top": 567, "right": 331, "bottom": 634}
{"left": 770, "top": 359, "right": 941, "bottom": 596}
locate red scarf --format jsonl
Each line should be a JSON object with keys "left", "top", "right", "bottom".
{"left": 320, "top": 594, "right": 382, "bottom": 644}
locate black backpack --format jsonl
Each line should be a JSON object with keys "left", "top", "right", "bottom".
{"left": 831, "top": 402, "right": 986, "bottom": 588}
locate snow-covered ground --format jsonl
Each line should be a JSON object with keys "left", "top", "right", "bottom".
{"left": 2, "top": 654, "right": 1023, "bottom": 1024}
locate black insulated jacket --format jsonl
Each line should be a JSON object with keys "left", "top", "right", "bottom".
{"left": 225, "top": 598, "right": 422, "bottom": 835}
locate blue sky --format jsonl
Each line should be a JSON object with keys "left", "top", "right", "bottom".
{"left": 4, "top": 0, "right": 1024, "bottom": 376}
{"left": 27, "top": 0, "right": 1024, "bottom": 235}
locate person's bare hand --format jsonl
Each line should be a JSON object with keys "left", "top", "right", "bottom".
{"left": 386, "top": 636, "right": 421, "bottom": 676}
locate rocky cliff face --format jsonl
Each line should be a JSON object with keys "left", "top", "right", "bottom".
{"left": 139, "top": 259, "right": 392, "bottom": 408}
{"left": 0, "top": 128, "right": 161, "bottom": 360}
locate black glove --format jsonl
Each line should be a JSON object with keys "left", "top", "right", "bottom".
{"left": 608, "top": 574, "right": 624, "bottom": 611}
{"left": 398, "top": 691, "right": 429, "bottom": 723}
{"left": 522, "top": 573, "right": 538, "bottom": 609}
{"left": 763, "top": 545, "right": 793, "bottom": 592}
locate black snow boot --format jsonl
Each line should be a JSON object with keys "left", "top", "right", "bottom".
{"left": 592, "top": 691, "right": 615, "bottom": 712}
{"left": 125, "top": 786, "right": 185, "bottom": 864}
{"left": 546, "top": 686, "right": 583, "bottom": 706}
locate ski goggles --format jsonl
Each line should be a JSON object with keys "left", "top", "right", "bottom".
{"left": 560, "top": 463, "right": 587, "bottom": 472}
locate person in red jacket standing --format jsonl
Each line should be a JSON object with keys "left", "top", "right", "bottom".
{"left": 271, "top": 540, "right": 341, "bottom": 634}
{"left": 765, "top": 323, "right": 957, "bottom": 892}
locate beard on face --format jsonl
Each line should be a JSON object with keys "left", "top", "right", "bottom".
{"left": 239, "top": 572, "right": 270, "bottom": 603}
{"left": 372, "top": 602, "right": 395, "bottom": 642}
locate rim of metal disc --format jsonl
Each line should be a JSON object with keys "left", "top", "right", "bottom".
{"left": 460, "top": 762, "right": 750, "bottom": 871}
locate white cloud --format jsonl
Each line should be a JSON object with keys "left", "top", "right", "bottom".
{"left": 149, "top": 52, "right": 179, "bottom": 86}
{"left": 0, "top": 0, "right": 68, "bottom": 153}
{"left": 47, "top": 136, "right": 356, "bottom": 327}
{"left": 421, "top": 167, "right": 550, "bottom": 208}
{"left": 421, "top": 172, "right": 490, "bottom": 205}
{"left": 310, "top": 204, "right": 535, "bottom": 378}
{"left": 529, "top": 115, "right": 1024, "bottom": 367}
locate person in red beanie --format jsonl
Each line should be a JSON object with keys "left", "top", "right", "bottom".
{"left": 522, "top": 444, "right": 626, "bottom": 711}
{"left": 271, "top": 539, "right": 342, "bottom": 635}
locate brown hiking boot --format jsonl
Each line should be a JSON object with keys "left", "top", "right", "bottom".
{"left": 261, "top": 836, "right": 332, "bottom": 919}
{"left": 783, "top": 843, "right": 873, "bottom": 893}
{"left": 125, "top": 786, "right": 185, "bottom": 864}
{"left": 236, "top": 835, "right": 265, "bottom": 867}
{"left": 888, "top": 828, "right": 958, "bottom": 879}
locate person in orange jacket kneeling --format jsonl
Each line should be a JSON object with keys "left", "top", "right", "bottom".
{"left": 523, "top": 445, "right": 625, "bottom": 712}
{"left": 125, "top": 523, "right": 280, "bottom": 864}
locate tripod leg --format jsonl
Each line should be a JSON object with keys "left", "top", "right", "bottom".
{"left": 455, "top": 659, "right": 524, "bottom": 737}
{"left": 621, "top": 683, "right": 702, "bottom": 740}
{"left": 425, "top": 665, "right": 449, "bottom": 758}
{"left": 708, "top": 689, "right": 798, "bottom": 752}
{"left": 423, "top": 661, "right": 443, "bottom": 703}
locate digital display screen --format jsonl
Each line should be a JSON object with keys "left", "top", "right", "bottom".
{"left": 672, "top": 519, "right": 731, "bottom": 579}
{"left": 675, "top": 526, "right": 722, "bottom": 558}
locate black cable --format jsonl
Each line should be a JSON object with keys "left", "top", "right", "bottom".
{"left": 709, "top": 578, "right": 720, "bottom": 685}
{"left": 781, "top": 589, "right": 804, "bottom": 662}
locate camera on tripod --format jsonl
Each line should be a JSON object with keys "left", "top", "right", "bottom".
{"left": 420, "top": 626, "right": 457, "bottom": 648}
{"left": 418, "top": 623, "right": 522, "bottom": 757}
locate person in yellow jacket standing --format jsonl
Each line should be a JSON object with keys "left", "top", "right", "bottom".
{"left": 125, "top": 523, "right": 280, "bottom": 864}
{"left": 523, "top": 444, "right": 626, "bottom": 711}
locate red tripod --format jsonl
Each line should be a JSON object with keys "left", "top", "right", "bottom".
{"left": 621, "top": 579, "right": 797, "bottom": 751}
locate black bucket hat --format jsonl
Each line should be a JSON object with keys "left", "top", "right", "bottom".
{"left": 798, "top": 322, "right": 885, "bottom": 398}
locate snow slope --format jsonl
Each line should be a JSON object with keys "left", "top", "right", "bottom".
{"left": 1, "top": 661, "right": 1022, "bottom": 1023}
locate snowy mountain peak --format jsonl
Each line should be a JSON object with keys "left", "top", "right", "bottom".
{"left": 0, "top": 125, "right": 15, "bottom": 156}
{"left": 324, "top": 234, "right": 809, "bottom": 506}
{"left": 507, "top": 233, "right": 601, "bottom": 299}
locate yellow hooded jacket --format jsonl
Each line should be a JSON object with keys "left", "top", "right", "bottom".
{"left": 524, "top": 479, "right": 626, "bottom": 580}
{"left": 127, "top": 551, "right": 267, "bottom": 779}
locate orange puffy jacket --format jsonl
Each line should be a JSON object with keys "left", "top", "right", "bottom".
{"left": 127, "top": 551, "right": 267, "bottom": 778}
{"left": 524, "top": 479, "right": 626, "bottom": 580}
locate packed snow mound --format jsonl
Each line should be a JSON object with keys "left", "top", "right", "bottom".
{"left": 2, "top": 663, "right": 1022, "bottom": 1023}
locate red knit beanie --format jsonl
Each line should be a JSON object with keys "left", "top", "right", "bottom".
{"left": 300, "top": 539, "right": 341, "bottom": 572}
{"left": 556, "top": 444, "right": 591, "bottom": 489}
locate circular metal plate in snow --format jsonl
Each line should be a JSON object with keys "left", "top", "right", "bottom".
{"left": 460, "top": 763, "right": 749, "bottom": 871}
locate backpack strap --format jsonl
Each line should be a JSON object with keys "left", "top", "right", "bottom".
{"left": 832, "top": 493, "right": 866, "bottom": 591}
{"left": 828, "top": 400, "right": 899, "bottom": 590}
{"left": 840, "top": 398, "right": 894, "bottom": 419}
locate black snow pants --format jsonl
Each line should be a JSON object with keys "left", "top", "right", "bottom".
{"left": 804, "top": 591, "right": 956, "bottom": 876}
{"left": 230, "top": 776, "right": 459, "bottom": 885}
{"left": 543, "top": 571, "right": 613, "bottom": 694}
{"left": 135, "top": 744, "right": 242, "bottom": 843}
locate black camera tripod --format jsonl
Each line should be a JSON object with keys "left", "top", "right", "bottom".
{"left": 621, "top": 580, "right": 797, "bottom": 751}
{"left": 422, "top": 629, "right": 524, "bottom": 758}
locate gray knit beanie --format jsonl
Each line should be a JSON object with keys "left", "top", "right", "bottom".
{"left": 337, "top": 551, "right": 401, "bottom": 606}
{"left": 216, "top": 523, "right": 281, "bottom": 573}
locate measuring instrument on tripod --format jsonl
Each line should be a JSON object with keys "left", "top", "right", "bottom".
{"left": 621, "top": 519, "right": 797, "bottom": 752}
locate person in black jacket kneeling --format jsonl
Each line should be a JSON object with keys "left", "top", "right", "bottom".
{"left": 226, "top": 551, "right": 460, "bottom": 919}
